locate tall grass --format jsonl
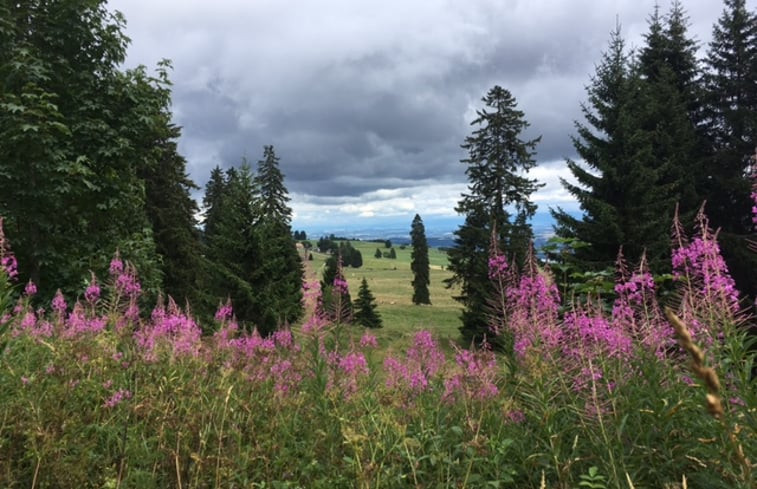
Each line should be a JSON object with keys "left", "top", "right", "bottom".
{"left": 0, "top": 211, "right": 754, "bottom": 488}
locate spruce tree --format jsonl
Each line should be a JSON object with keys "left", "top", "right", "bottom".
{"left": 250, "top": 145, "right": 303, "bottom": 335}
{"left": 410, "top": 214, "right": 431, "bottom": 305}
{"left": 704, "top": 0, "right": 757, "bottom": 233}
{"left": 354, "top": 277, "right": 382, "bottom": 328}
{"left": 703, "top": 0, "right": 757, "bottom": 300}
{"left": 203, "top": 163, "right": 261, "bottom": 329}
{"left": 446, "top": 86, "right": 542, "bottom": 345}
{"left": 554, "top": 12, "right": 701, "bottom": 273}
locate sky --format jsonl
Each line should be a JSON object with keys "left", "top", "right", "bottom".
{"left": 106, "top": 0, "right": 750, "bottom": 233}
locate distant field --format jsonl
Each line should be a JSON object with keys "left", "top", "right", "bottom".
{"left": 301, "top": 240, "right": 464, "bottom": 355}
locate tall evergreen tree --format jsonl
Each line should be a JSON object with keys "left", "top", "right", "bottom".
{"left": 202, "top": 166, "right": 227, "bottom": 241}
{"left": 250, "top": 145, "right": 303, "bottom": 335}
{"left": 136, "top": 62, "right": 207, "bottom": 312}
{"left": 703, "top": 0, "right": 757, "bottom": 233}
{"left": 554, "top": 12, "right": 702, "bottom": 272}
{"left": 703, "top": 0, "right": 757, "bottom": 300}
{"left": 354, "top": 277, "right": 382, "bottom": 328}
{"left": 410, "top": 214, "right": 431, "bottom": 305}
{"left": 446, "top": 86, "right": 542, "bottom": 345}
{"left": 255, "top": 145, "right": 292, "bottom": 224}
{"left": 203, "top": 163, "right": 261, "bottom": 329}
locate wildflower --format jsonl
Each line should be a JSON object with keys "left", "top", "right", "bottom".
{"left": 24, "top": 280, "right": 37, "bottom": 296}
{"left": 359, "top": 332, "right": 378, "bottom": 349}
{"left": 21, "top": 376, "right": 30, "bottom": 385}
{"left": 103, "top": 389, "right": 132, "bottom": 408}
{"left": 0, "top": 218, "right": 18, "bottom": 280}
{"left": 214, "top": 299, "right": 233, "bottom": 321}
{"left": 51, "top": 290, "right": 67, "bottom": 314}
{"left": 85, "top": 274, "right": 100, "bottom": 303}
{"left": 505, "top": 410, "right": 525, "bottom": 424}
{"left": 109, "top": 252, "right": 124, "bottom": 276}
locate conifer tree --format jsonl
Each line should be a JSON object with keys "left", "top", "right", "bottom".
{"left": 250, "top": 145, "right": 303, "bottom": 335}
{"left": 203, "top": 163, "right": 261, "bottom": 329}
{"left": 703, "top": 0, "right": 757, "bottom": 233}
{"left": 554, "top": 12, "right": 702, "bottom": 272}
{"left": 702, "top": 0, "right": 757, "bottom": 300}
{"left": 410, "top": 214, "right": 431, "bottom": 305}
{"left": 447, "top": 86, "right": 542, "bottom": 345}
{"left": 354, "top": 277, "right": 382, "bottom": 328}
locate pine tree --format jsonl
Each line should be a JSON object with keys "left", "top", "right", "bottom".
{"left": 375, "top": 248, "right": 382, "bottom": 259}
{"left": 354, "top": 277, "right": 382, "bottom": 328}
{"left": 410, "top": 214, "right": 431, "bottom": 305}
{"left": 447, "top": 86, "right": 542, "bottom": 345}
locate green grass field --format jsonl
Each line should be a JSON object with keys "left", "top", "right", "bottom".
{"left": 302, "top": 240, "right": 464, "bottom": 355}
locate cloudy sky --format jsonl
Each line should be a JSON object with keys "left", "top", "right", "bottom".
{"left": 107, "top": 0, "right": 748, "bottom": 231}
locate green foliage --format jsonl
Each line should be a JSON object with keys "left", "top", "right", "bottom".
{"left": 354, "top": 277, "right": 382, "bottom": 328}
{"left": 0, "top": 1, "right": 173, "bottom": 299}
{"left": 374, "top": 248, "right": 382, "bottom": 259}
{"left": 410, "top": 214, "right": 431, "bottom": 305}
{"left": 447, "top": 85, "right": 542, "bottom": 345}
{"left": 703, "top": 0, "right": 757, "bottom": 236}
{"left": 202, "top": 151, "right": 303, "bottom": 335}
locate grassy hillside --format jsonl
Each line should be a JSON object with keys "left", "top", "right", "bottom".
{"left": 302, "top": 240, "right": 463, "bottom": 354}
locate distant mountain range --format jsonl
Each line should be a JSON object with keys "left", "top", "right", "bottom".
{"left": 298, "top": 210, "right": 580, "bottom": 250}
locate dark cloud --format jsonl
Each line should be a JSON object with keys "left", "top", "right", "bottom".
{"left": 108, "top": 0, "right": 749, "bottom": 220}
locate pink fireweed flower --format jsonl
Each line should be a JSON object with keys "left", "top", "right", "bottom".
{"left": 51, "top": 290, "right": 67, "bottom": 314}
{"left": 103, "top": 389, "right": 132, "bottom": 408}
{"left": 0, "top": 218, "right": 18, "bottom": 280}
{"left": 505, "top": 409, "right": 526, "bottom": 424}
{"left": 115, "top": 268, "right": 141, "bottom": 296}
{"left": 214, "top": 299, "right": 233, "bottom": 321}
{"left": 85, "top": 274, "right": 101, "bottom": 303}
{"left": 359, "top": 332, "right": 378, "bottom": 349}
{"left": 135, "top": 298, "right": 202, "bottom": 361}
{"left": 109, "top": 252, "right": 124, "bottom": 276}
{"left": 24, "top": 280, "right": 37, "bottom": 296}
{"left": 21, "top": 376, "right": 30, "bottom": 385}
{"left": 333, "top": 277, "right": 349, "bottom": 295}
{"left": 488, "top": 253, "right": 509, "bottom": 280}
{"left": 443, "top": 346, "right": 499, "bottom": 402}
{"left": 383, "top": 331, "right": 446, "bottom": 394}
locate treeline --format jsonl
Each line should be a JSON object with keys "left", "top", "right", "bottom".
{"left": 0, "top": 1, "right": 302, "bottom": 334}
{"left": 447, "top": 0, "right": 757, "bottom": 344}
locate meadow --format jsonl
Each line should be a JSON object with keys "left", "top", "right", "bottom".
{"left": 0, "top": 216, "right": 755, "bottom": 488}
{"left": 305, "top": 240, "right": 462, "bottom": 355}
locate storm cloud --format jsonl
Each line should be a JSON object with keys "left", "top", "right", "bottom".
{"left": 107, "top": 0, "right": 743, "bottom": 226}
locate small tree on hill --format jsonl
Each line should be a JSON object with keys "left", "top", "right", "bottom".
{"left": 354, "top": 277, "right": 382, "bottom": 328}
{"left": 375, "top": 248, "right": 382, "bottom": 259}
{"left": 411, "top": 214, "right": 431, "bottom": 304}
{"left": 389, "top": 248, "right": 397, "bottom": 259}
